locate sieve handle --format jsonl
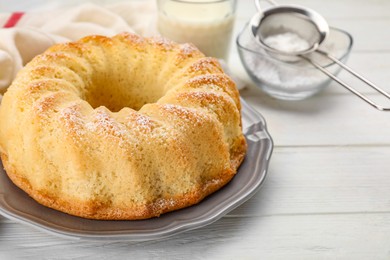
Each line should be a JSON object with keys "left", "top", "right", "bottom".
{"left": 255, "top": 0, "right": 278, "bottom": 12}
{"left": 300, "top": 52, "right": 390, "bottom": 111}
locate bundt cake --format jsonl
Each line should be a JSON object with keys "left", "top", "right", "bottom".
{"left": 0, "top": 32, "right": 246, "bottom": 220}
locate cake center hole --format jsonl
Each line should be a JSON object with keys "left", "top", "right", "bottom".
{"left": 85, "top": 77, "right": 165, "bottom": 112}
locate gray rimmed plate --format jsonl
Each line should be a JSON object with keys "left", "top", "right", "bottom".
{"left": 0, "top": 99, "right": 273, "bottom": 241}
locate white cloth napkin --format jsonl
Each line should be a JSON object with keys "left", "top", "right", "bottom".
{"left": 0, "top": 1, "right": 244, "bottom": 97}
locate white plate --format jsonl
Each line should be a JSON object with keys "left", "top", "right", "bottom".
{"left": 0, "top": 99, "right": 273, "bottom": 241}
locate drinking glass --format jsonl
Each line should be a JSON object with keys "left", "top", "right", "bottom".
{"left": 157, "top": 0, "right": 237, "bottom": 60}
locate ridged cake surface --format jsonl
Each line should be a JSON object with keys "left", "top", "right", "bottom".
{"left": 0, "top": 33, "right": 246, "bottom": 220}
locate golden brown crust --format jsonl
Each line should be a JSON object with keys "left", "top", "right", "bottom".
{"left": 0, "top": 33, "right": 247, "bottom": 220}
{"left": 2, "top": 151, "right": 242, "bottom": 220}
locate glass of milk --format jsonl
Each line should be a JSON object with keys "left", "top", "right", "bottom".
{"left": 157, "top": 0, "right": 237, "bottom": 60}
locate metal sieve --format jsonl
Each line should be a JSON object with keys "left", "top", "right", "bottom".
{"left": 250, "top": 0, "right": 390, "bottom": 111}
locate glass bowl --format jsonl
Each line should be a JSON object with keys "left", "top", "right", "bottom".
{"left": 236, "top": 22, "right": 353, "bottom": 100}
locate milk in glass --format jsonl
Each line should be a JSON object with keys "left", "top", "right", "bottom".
{"left": 157, "top": 0, "right": 236, "bottom": 60}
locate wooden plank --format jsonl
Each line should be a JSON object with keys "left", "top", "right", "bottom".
{"left": 231, "top": 146, "right": 390, "bottom": 216}
{"left": 331, "top": 19, "right": 390, "bottom": 52}
{"left": 322, "top": 52, "right": 390, "bottom": 95}
{"left": 240, "top": 87, "right": 390, "bottom": 146}
{"left": 238, "top": 0, "right": 390, "bottom": 20}
{"left": 1, "top": 214, "right": 390, "bottom": 259}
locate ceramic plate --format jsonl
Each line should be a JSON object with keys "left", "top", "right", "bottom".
{"left": 0, "top": 99, "right": 273, "bottom": 241}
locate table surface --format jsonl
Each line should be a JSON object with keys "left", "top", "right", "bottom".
{"left": 1, "top": 0, "right": 390, "bottom": 259}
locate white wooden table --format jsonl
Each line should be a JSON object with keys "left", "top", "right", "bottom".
{"left": 1, "top": 0, "right": 390, "bottom": 259}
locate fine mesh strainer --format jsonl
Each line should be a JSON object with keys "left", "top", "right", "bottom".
{"left": 250, "top": 0, "right": 390, "bottom": 111}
